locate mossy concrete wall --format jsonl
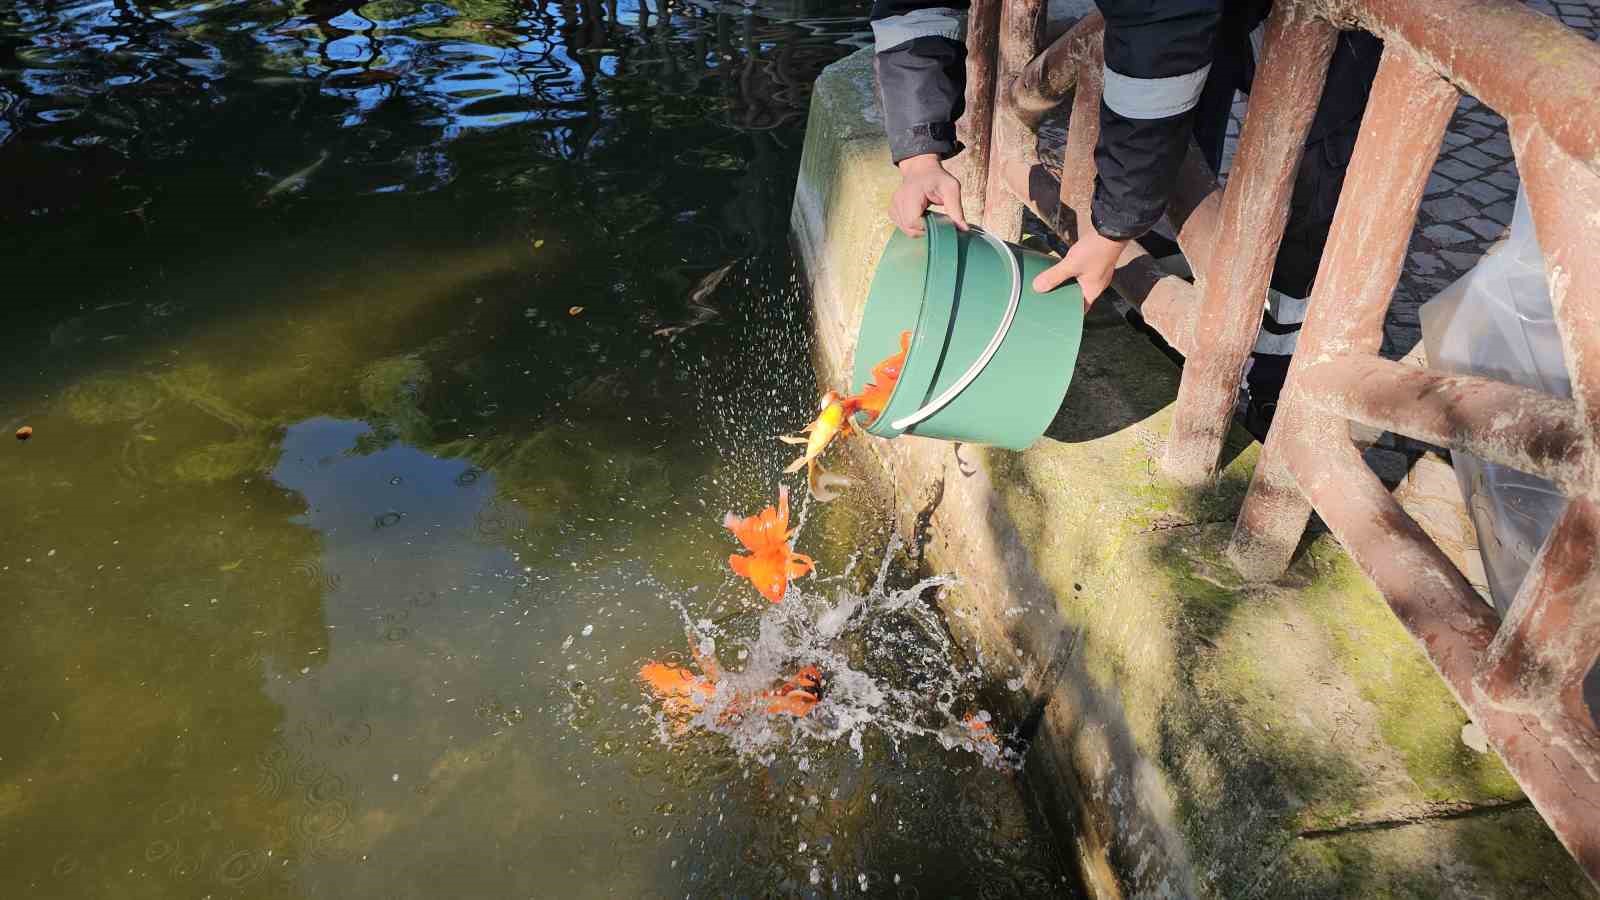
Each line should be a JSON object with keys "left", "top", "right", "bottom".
{"left": 794, "top": 48, "right": 1594, "bottom": 899}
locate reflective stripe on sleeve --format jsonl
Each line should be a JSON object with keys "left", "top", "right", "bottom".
{"left": 1101, "top": 64, "right": 1211, "bottom": 120}
{"left": 872, "top": 7, "right": 965, "bottom": 52}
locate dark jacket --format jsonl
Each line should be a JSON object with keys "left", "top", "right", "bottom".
{"left": 870, "top": 1, "right": 971, "bottom": 165}
{"left": 870, "top": 1, "right": 1341, "bottom": 241}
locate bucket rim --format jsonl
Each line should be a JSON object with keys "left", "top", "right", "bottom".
{"left": 858, "top": 212, "right": 959, "bottom": 438}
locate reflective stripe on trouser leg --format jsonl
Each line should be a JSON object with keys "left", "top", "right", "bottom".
{"left": 1253, "top": 288, "right": 1308, "bottom": 355}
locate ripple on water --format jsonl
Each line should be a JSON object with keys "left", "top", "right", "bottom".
{"left": 144, "top": 838, "right": 177, "bottom": 863}
{"left": 294, "top": 799, "right": 350, "bottom": 844}
{"left": 151, "top": 797, "right": 187, "bottom": 825}
{"left": 308, "top": 773, "right": 348, "bottom": 804}
{"left": 255, "top": 743, "right": 297, "bottom": 799}
{"left": 286, "top": 558, "right": 341, "bottom": 593}
{"left": 61, "top": 374, "right": 163, "bottom": 424}
{"left": 216, "top": 848, "right": 266, "bottom": 886}
{"left": 292, "top": 757, "right": 328, "bottom": 787}
{"left": 169, "top": 850, "right": 204, "bottom": 880}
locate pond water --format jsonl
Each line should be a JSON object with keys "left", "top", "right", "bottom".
{"left": 0, "top": 1, "right": 1078, "bottom": 896}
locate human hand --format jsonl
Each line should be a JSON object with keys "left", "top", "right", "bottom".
{"left": 890, "top": 154, "right": 968, "bottom": 238}
{"left": 1031, "top": 229, "right": 1128, "bottom": 310}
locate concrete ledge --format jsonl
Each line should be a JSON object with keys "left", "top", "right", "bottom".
{"left": 794, "top": 48, "right": 1594, "bottom": 899}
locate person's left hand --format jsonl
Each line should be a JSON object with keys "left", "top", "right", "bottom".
{"left": 1031, "top": 230, "right": 1128, "bottom": 310}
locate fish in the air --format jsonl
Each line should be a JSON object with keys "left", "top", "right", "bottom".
{"left": 724, "top": 485, "right": 814, "bottom": 603}
{"left": 781, "top": 389, "right": 859, "bottom": 487}
{"left": 852, "top": 330, "right": 911, "bottom": 424}
{"left": 261, "top": 150, "right": 330, "bottom": 204}
{"left": 653, "top": 262, "right": 735, "bottom": 339}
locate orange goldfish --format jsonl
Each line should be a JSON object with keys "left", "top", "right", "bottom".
{"left": 640, "top": 647, "right": 825, "bottom": 725}
{"left": 638, "top": 660, "right": 716, "bottom": 718}
{"left": 852, "top": 330, "right": 911, "bottom": 424}
{"left": 724, "top": 486, "right": 815, "bottom": 603}
{"left": 762, "top": 664, "right": 824, "bottom": 717}
{"left": 962, "top": 712, "right": 999, "bottom": 745}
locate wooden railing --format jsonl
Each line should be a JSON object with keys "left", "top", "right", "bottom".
{"left": 959, "top": 0, "right": 1600, "bottom": 883}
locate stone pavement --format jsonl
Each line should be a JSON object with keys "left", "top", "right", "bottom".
{"left": 1213, "top": 0, "right": 1599, "bottom": 359}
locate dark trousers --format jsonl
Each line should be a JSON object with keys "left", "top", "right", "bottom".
{"left": 1189, "top": 13, "right": 1383, "bottom": 412}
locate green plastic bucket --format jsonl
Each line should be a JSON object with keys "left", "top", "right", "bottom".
{"left": 850, "top": 212, "right": 1084, "bottom": 450}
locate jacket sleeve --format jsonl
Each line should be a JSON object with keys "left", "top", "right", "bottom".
{"left": 1092, "top": 0, "right": 1220, "bottom": 240}
{"left": 870, "top": 2, "right": 969, "bottom": 165}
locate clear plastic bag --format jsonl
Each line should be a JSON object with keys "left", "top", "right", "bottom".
{"left": 1418, "top": 186, "right": 1569, "bottom": 616}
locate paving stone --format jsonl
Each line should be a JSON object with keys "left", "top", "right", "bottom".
{"left": 1484, "top": 169, "right": 1520, "bottom": 191}
{"left": 1452, "top": 146, "right": 1501, "bottom": 169}
{"left": 1466, "top": 111, "right": 1505, "bottom": 128}
{"left": 1463, "top": 217, "right": 1506, "bottom": 241}
{"left": 1384, "top": 324, "right": 1422, "bottom": 354}
{"left": 1391, "top": 303, "right": 1423, "bottom": 325}
{"left": 1478, "top": 135, "right": 1514, "bottom": 159}
{"left": 1441, "top": 131, "right": 1472, "bottom": 148}
{"left": 1364, "top": 447, "right": 1412, "bottom": 487}
{"left": 1409, "top": 251, "right": 1446, "bottom": 277}
{"left": 1434, "top": 158, "right": 1482, "bottom": 181}
{"left": 1440, "top": 249, "right": 1483, "bottom": 271}
{"left": 1457, "top": 122, "right": 1495, "bottom": 140}
{"left": 1456, "top": 179, "right": 1507, "bottom": 204}
{"left": 1425, "top": 223, "right": 1476, "bottom": 245}
{"left": 1424, "top": 173, "right": 1456, "bottom": 197}
{"left": 1422, "top": 195, "right": 1477, "bottom": 222}
{"left": 1483, "top": 200, "right": 1516, "bottom": 226}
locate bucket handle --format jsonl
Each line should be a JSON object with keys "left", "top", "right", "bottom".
{"left": 889, "top": 226, "right": 1022, "bottom": 432}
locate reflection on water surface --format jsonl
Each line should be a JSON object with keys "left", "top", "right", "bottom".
{"left": 1, "top": 0, "right": 1077, "bottom": 896}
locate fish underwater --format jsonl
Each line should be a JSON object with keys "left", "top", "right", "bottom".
{"left": 261, "top": 150, "right": 330, "bottom": 204}
{"left": 653, "top": 261, "right": 735, "bottom": 339}
{"left": 724, "top": 485, "right": 814, "bottom": 603}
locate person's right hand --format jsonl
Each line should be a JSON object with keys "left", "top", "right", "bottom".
{"left": 890, "top": 154, "right": 968, "bottom": 238}
{"left": 1031, "top": 229, "right": 1128, "bottom": 310}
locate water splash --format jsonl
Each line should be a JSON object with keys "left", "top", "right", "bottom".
{"left": 646, "top": 535, "right": 1018, "bottom": 771}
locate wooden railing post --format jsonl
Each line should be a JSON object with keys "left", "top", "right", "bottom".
{"left": 1161, "top": 3, "right": 1334, "bottom": 486}
{"left": 988, "top": 0, "right": 1600, "bottom": 880}
{"left": 980, "top": 0, "right": 1046, "bottom": 239}
{"left": 1228, "top": 43, "right": 1457, "bottom": 577}
{"left": 955, "top": 0, "right": 1002, "bottom": 225}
